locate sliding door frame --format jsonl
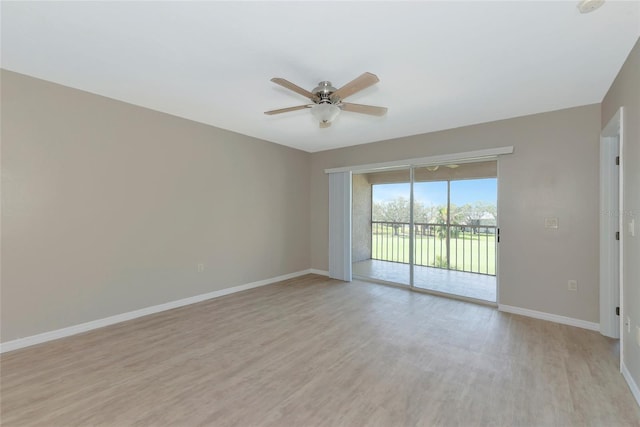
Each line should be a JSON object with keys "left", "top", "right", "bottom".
{"left": 409, "top": 167, "right": 415, "bottom": 288}
{"left": 326, "top": 146, "right": 513, "bottom": 303}
{"left": 325, "top": 147, "right": 514, "bottom": 175}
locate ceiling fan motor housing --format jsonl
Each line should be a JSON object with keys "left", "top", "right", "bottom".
{"left": 313, "top": 81, "right": 338, "bottom": 103}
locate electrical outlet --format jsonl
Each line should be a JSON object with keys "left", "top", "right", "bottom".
{"left": 626, "top": 317, "right": 631, "bottom": 333}
{"left": 197, "top": 263, "right": 204, "bottom": 272}
{"left": 567, "top": 280, "right": 577, "bottom": 291}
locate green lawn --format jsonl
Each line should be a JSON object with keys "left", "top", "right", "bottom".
{"left": 372, "top": 228, "right": 496, "bottom": 275}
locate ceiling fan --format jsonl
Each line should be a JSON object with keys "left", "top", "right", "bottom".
{"left": 264, "top": 72, "right": 388, "bottom": 128}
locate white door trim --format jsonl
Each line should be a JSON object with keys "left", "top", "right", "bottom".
{"left": 599, "top": 108, "right": 624, "bottom": 354}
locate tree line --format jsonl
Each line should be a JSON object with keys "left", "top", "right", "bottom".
{"left": 372, "top": 197, "right": 496, "bottom": 225}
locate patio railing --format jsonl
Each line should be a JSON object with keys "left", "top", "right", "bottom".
{"left": 371, "top": 221, "right": 497, "bottom": 276}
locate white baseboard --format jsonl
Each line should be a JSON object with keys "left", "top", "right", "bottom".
{"left": 309, "top": 269, "right": 329, "bottom": 276}
{"left": 622, "top": 362, "right": 640, "bottom": 408}
{"left": 498, "top": 304, "right": 599, "bottom": 331}
{"left": 0, "top": 269, "right": 316, "bottom": 354}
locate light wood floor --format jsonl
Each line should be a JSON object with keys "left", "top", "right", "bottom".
{"left": 1, "top": 274, "right": 639, "bottom": 426}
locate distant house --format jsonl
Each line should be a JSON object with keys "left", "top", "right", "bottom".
{"left": 468, "top": 213, "right": 496, "bottom": 232}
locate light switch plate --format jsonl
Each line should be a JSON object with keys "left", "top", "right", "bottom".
{"left": 629, "top": 219, "right": 635, "bottom": 237}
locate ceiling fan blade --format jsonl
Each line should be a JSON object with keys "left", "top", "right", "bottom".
{"left": 340, "top": 102, "right": 388, "bottom": 116}
{"left": 330, "top": 72, "right": 380, "bottom": 101}
{"left": 264, "top": 105, "right": 312, "bottom": 115}
{"left": 319, "top": 121, "right": 332, "bottom": 128}
{"left": 271, "top": 78, "right": 319, "bottom": 101}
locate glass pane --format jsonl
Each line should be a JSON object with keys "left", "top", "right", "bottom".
{"left": 413, "top": 163, "right": 497, "bottom": 303}
{"left": 450, "top": 178, "right": 497, "bottom": 225}
{"left": 352, "top": 169, "right": 410, "bottom": 286}
{"left": 413, "top": 180, "right": 448, "bottom": 270}
{"left": 450, "top": 178, "right": 497, "bottom": 276}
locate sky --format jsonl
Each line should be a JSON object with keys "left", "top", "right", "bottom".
{"left": 372, "top": 178, "right": 497, "bottom": 206}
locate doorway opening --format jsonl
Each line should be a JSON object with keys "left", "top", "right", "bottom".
{"left": 600, "top": 107, "right": 623, "bottom": 343}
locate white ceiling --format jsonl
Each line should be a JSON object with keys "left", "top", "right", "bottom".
{"left": 2, "top": 1, "right": 639, "bottom": 153}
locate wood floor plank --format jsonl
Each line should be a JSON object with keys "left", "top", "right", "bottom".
{"left": 1, "top": 274, "right": 639, "bottom": 426}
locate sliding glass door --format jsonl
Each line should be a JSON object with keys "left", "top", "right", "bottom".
{"left": 352, "top": 161, "right": 498, "bottom": 302}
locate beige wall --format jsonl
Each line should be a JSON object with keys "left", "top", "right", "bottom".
{"left": 311, "top": 104, "right": 601, "bottom": 322}
{"left": 0, "top": 63, "right": 623, "bottom": 350}
{"left": 1, "top": 70, "right": 310, "bottom": 342}
{"left": 602, "top": 38, "right": 640, "bottom": 392}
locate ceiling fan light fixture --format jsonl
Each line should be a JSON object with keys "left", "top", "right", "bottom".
{"left": 310, "top": 103, "right": 340, "bottom": 125}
